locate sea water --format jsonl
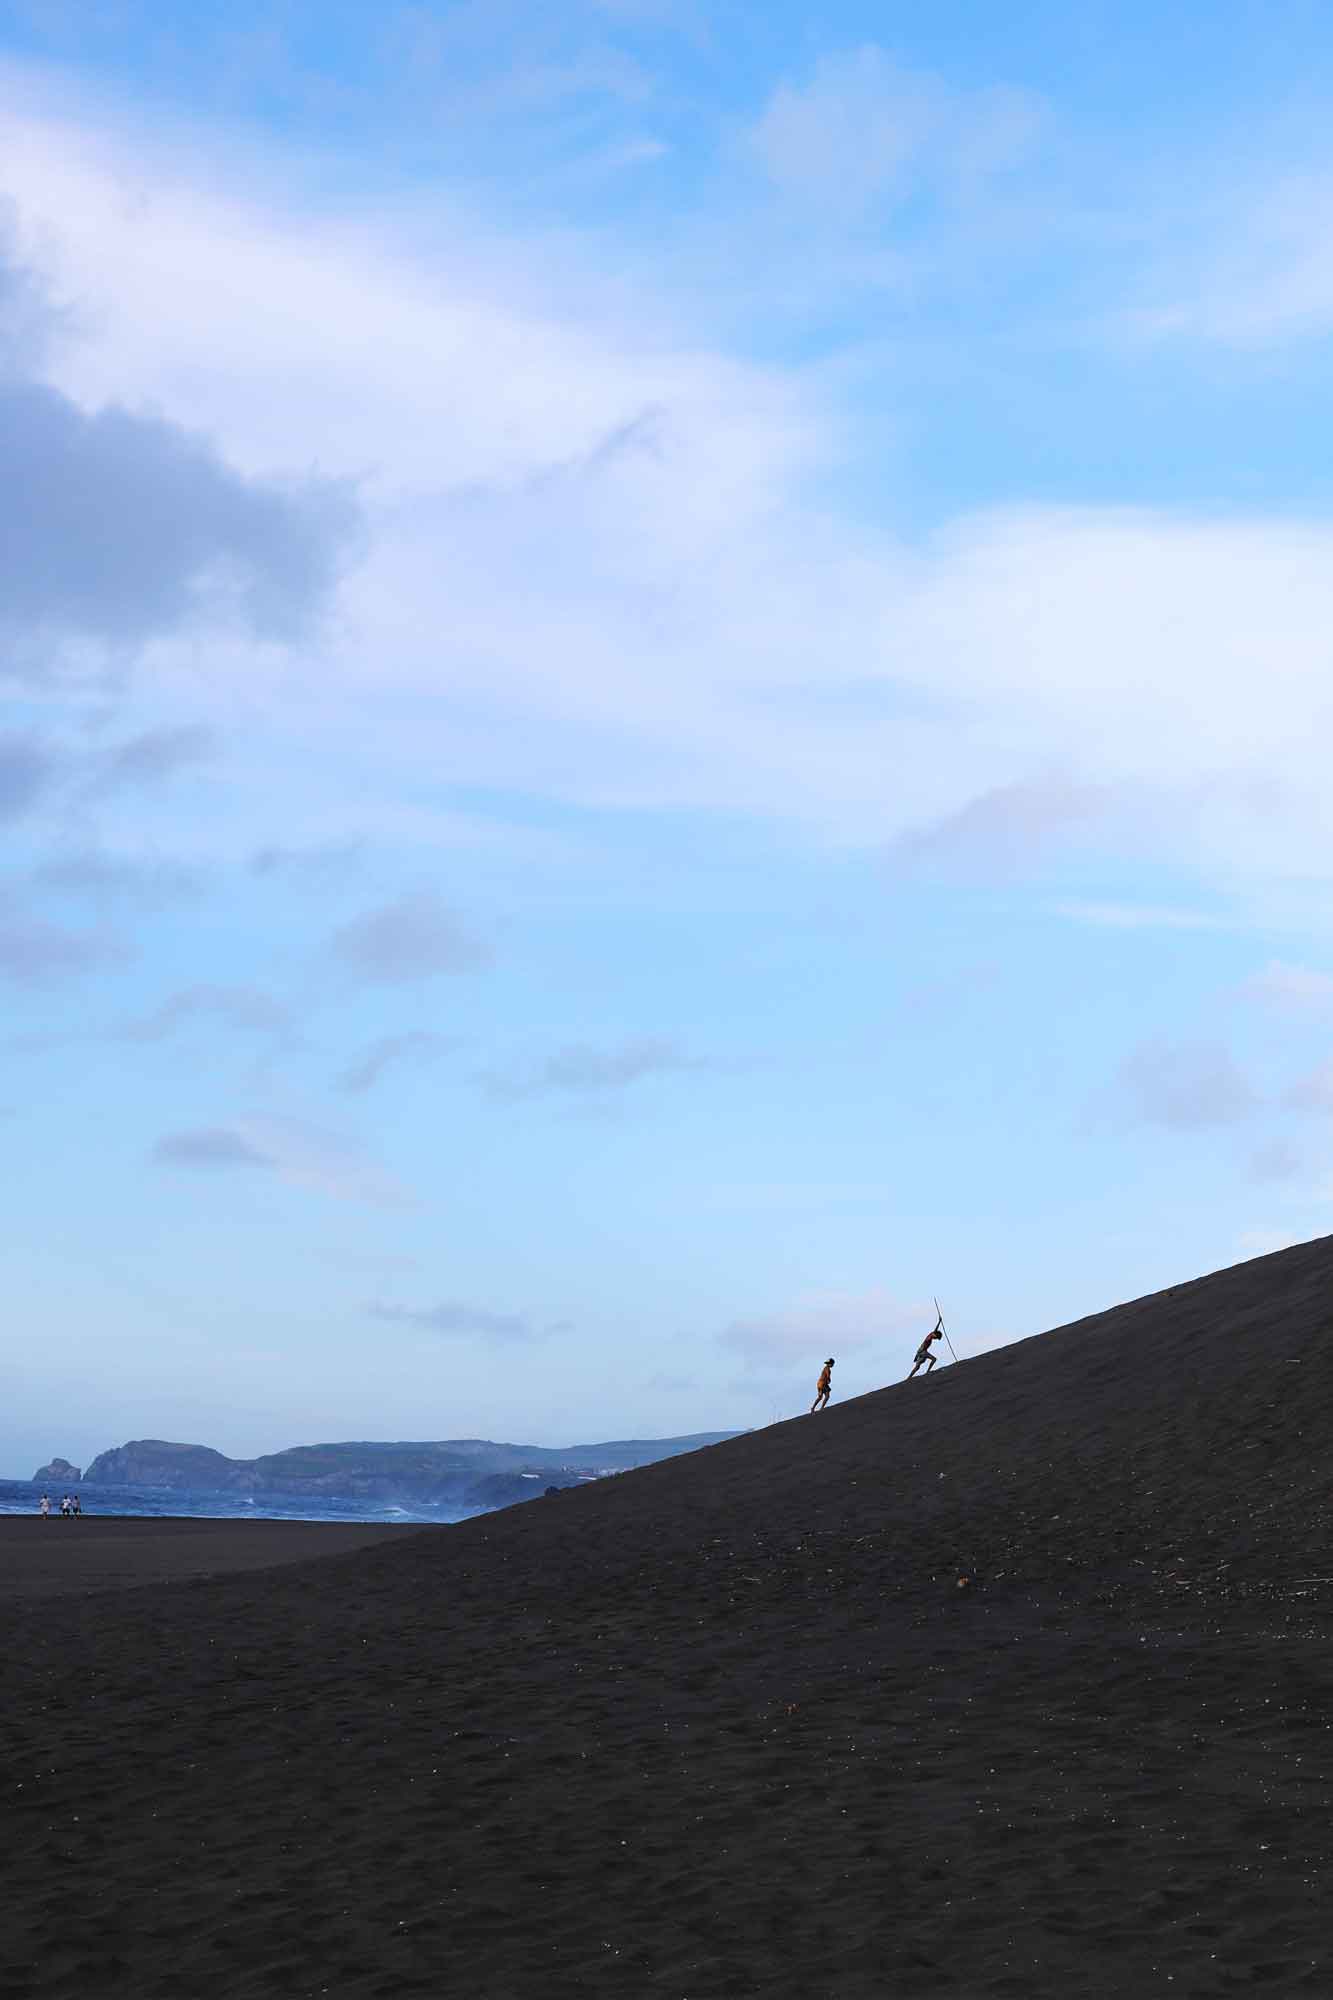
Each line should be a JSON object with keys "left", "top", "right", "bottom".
{"left": 0, "top": 1476, "right": 468, "bottom": 1526}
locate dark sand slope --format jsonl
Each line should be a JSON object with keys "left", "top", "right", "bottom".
{"left": 5, "top": 1239, "right": 1332, "bottom": 1999}
{"left": 0, "top": 1517, "right": 423, "bottom": 1602}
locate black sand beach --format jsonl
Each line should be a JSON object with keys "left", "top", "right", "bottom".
{"left": 0, "top": 1516, "right": 423, "bottom": 1601}
{"left": 5, "top": 1235, "right": 1333, "bottom": 1997}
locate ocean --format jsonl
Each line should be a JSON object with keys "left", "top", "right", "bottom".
{"left": 0, "top": 1476, "right": 465, "bottom": 1526}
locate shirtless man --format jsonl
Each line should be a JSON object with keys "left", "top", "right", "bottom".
{"left": 810, "top": 1357, "right": 835, "bottom": 1413}
{"left": 907, "top": 1321, "right": 943, "bottom": 1378}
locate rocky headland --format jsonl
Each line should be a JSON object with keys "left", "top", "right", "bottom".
{"left": 80, "top": 1431, "right": 739, "bottom": 1514}
{"left": 32, "top": 1457, "right": 81, "bottom": 1483}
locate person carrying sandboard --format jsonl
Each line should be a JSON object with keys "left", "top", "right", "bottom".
{"left": 907, "top": 1317, "right": 943, "bottom": 1378}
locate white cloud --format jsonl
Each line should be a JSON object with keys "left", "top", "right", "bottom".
{"left": 8, "top": 72, "right": 1333, "bottom": 907}
{"left": 238, "top": 1114, "right": 415, "bottom": 1207}
{"left": 1286, "top": 1063, "right": 1333, "bottom": 1116}
{"left": 1241, "top": 960, "right": 1333, "bottom": 1014}
{"left": 152, "top": 1112, "right": 413, "bottom": 1206}
{"left": 1130, "top": 173, "right": 1333, "bottom": 348}
{"left": 892, "top": 776, "right": 1114, "bottom": 876}
{"left": 720, "top": 1286, "right": 924, "bottom": 1370}
{"left": 747, "top": 47, "right": 1039, "bottom": 215}
{"left": 1114, "top": 1038, "right": 1257, "bottom": 1132}
{"left": 1, "top": 84, "right": 807, "bottom": 507}
{"left": 749, "top": 48, "right": 937, "bottom": 207}
{"left": 335, "top": 497, "right": 1333, "bottom": 877}
{"left": 479, "top": 1035, "right": 702, "bottom": 1101}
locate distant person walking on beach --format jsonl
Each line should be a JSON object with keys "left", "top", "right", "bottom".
{"left": 72, "top": 1494, "right": 82, "bottom": 1518}
{"left": 39, "top": 1493, "right": 50, "bottom": 1519}
{"left": 810, "top": 1358, "right": 835, "bottom": 1412}
{"left": 907, "top": 1321, "right": 943, "bottom": 1378}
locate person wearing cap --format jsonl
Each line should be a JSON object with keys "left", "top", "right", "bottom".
{"left": 810, "top": 1358, "right": 835, "bottom": 1412}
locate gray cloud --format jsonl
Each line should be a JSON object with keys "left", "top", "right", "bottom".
{"left": 1285, "top": 1063, "right": 1333, "bottom": 1115}
{"left": 1242, "top": 960, "right": 1333, "bottom": 1016}
{"left": 250, "top": 839, "right": 363, "bottom": 880}
{"left": 0, "top": 734, "right": 55, "bottom": 820}
{"left": 153, "top": 1116, "right": 413, "bottom": 1207}
{"left": 120, "top": 984, "right": 291, "bottom": 1043}
{"left": 331, "top": 893, "right": 491, "bottom": 984}
{"left": 1, "top": 721, "right": 217, "bottom": 822}
{"left": 91, "top": 725, "right": 218, "bottom": 793}
{"left": 368, "top": 1299, "right": 539, "bottom": 1341}
{"left": 0, "top": 232, "right": 57, "bottom": 371}
{"left": 151, "top": 1127, "right": 274, "bottom": 1169}
{"left": 0, "top": 364, "right": 357, "bottom": 657}
{"left": 338, "top": 1030, "right": 454, "bottom": 1094}
{"left": 479, "top": 1034, "right": 701, "bottom": 1101}
{"left": 1115, "top": 1038, "right": 1256, "bottom": 1131}
{"left": 1249, "top": 1137, "right": 1304, "bottom": 1183}
{"left": 890, "top": 777, "right": 1114, "bottom": 876}
{"left": 0, "top": 899, "right": 122, "bottom": 983}
{"left": 33, "top": 851, "right": 205, "bottom": 908}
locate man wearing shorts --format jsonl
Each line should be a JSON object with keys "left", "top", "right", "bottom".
{"left": 907, "top": 1323, "right": 943, "bottom": 1377}
{"left": 810, "top": 1358, "right": 835, "bottom": 1412}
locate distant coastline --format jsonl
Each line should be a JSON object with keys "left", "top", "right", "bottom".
{"left": 10, "top": 1430, "right": 741, "bottom": 1525}
{"left": 0, "top": 1474, "right": 456, "bottom": 1527}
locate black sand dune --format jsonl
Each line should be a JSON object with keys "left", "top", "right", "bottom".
{"left": 5, "top": 1236, "right": 1333, "bottom": 1998}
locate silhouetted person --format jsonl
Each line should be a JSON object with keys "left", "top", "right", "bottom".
{"left": 907, "top": 1322, "right": 943, "bottom": 1378}
{"left": 810, "top": 1357, "right": 835, "bottom": 1412}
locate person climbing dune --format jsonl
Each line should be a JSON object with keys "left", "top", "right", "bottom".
{"left": 810, "top": 1357, "right": 834, "bottom": 1413}
{"left": 907, "top": 1320, "right": 943, "bottom": 1378}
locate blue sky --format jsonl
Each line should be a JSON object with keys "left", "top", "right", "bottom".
{"left": 4, "top": 0, "right": 1333, "bottom": 1476}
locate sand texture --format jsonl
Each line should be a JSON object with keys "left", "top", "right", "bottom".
{"left": 0, "top": 1515, "right": 422, "bottom": 1600}
{"left": 5, "top": 1234, "right": 1333, "bottom": 1998}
